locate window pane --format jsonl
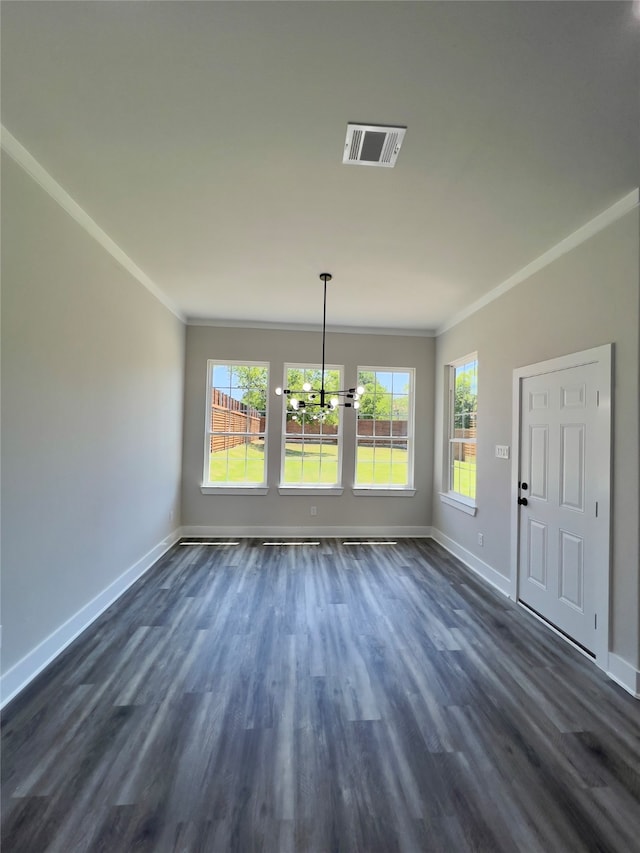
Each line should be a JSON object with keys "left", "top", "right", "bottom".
{"left": 355, "top": 368, "right": 414, "bottom": 488}
{"left": 281, "top": 365, "right": 342, "bottom": 486}
{"left": 449, "top": 356, "right": 478, "bottom": 498}
{"left": 208, "top": 438, "right": 266, "bottom": 483}
{"left": 355, "top": 438, "right": 409, "bottom": 486}
{"left": 207, "top": 362, "right": 268, "bottom": 485}
{"left": 450, "top": 440, "right": 476, "bottom": 499}
{"left": 282, "top": 437, "right": 339, "bottom": 484}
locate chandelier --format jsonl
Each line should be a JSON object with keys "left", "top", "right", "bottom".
{"left": 275, "top": 273, "right": 365, "bottom": 416}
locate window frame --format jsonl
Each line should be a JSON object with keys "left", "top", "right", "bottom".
{"left": 201, "top": 359, "right": 269, "bottom": 494}
{"left": 442, "top": 352, "right": 478, "bottom": 514}
{"left": 278, "top": 362, "right": 344, "bottom": 493}
{"left": 353, "top": 366, "right": 416, "bottom": 494}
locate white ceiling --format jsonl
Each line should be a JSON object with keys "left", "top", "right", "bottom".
{"left": 2, "top": 1, "right": 638, "bottom": 332}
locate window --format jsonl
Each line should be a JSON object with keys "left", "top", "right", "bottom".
{"left": 355, "top": 368, "right": 414, "bottom": 489}
{"left": 280, "top": 365, "right": 342, "bottom": 487}
{"left": 448, "top": 354, "right": 478, "bottom": 501}
{"left": 204, "top": 361, "right": 268, "bottom": 487}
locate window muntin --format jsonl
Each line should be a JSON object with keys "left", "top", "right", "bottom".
{"left": 281, "top": 365, "right": 342, "bottom": 486}
{"left": 204, "top": 361, "right": 268, "bottom": 486}
{"left": 355, "top": 368, "right": 414, "bottom": 488}
{"left": 448, "top": 355, "right": 477, "bottom": 500}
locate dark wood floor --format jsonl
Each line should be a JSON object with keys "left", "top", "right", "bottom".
{"left": 3, "top": 538, "right": 640, "bottom": 852}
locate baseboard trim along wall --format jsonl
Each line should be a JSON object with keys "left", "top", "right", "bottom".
{"left": 0, "top": 529, "right": 182, "bottom": 709}
{"left": 430, "top": 527, "right": 512, "bottom": 598}
{"left": 607, "top": 653, "right": 640, "bottom": 699}
{"left": 179, "top": 525, "right": 433, "bottom": 539}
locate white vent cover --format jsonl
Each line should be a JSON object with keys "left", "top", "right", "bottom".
{"left": 343, "top": 123, "right": 407, "bottom": 168}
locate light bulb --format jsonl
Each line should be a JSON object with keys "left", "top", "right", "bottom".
{"left": 302, "top": 381, "right": 312, "bottom": 392}
{"left": 353, "top": 400, "right": 360, "bottom": 410}
{"left": 356, "top": 385, "right": 365, "bottom": 396}
{"left": 275, "top": 387, "right": 282, "bottom": 396}
{"left": 330, "top": 397, "right": 339, "bottom": 409}
{"left": 290, "top": 398, "right": 299, "bottom": 410}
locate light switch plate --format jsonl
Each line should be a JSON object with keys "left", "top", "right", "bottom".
{"left": 495, "top": 445, "right": 510, "bottom": 459}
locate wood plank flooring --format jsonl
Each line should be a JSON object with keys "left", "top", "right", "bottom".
{"left": 3, "top": 538, "right": 640, "bottom": 852}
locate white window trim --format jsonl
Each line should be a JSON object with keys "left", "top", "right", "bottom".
{"left": 354, "top": 366, "right": 415, "bottom": 490}
{"left": 445, "top": 352, "right": 478, "bottom": 507}
{"left": 203, "top": 359, "right": 269, "bottom": 490}
{"left": 279, "top": 362, "right": 344, "bottom": 489}
{"left": 278, "top": 486, "right": 344, "bottom": 496}
{"left": 439, "top": 491, "right": 477, "bottom": 515}
{"left": 201, "top": 486, "right": 269, "bottom": 496}
{"left": 353, "top": 487, "right": 416, "bottom": 497}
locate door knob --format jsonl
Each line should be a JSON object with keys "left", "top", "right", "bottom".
{"left": 518, "top": 497, "right": 528, "bottom": 506}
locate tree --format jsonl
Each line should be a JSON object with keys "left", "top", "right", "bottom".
{"left": 454, "top": 369, "right": 477, "bottom": 431}
{"left": 356, "top": 371, "right": 409, "bottom": 421}
{"left": 229, "top": 365, "right": 268, "bottom": 414}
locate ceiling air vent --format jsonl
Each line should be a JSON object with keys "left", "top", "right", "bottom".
{"left": 342, "top": 123, "right": 407, "bottom": 168}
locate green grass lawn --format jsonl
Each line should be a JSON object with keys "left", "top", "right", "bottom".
{"left": 208, "top": 441, "right": 409, "bottom": 485}
{"left": 208, "top": 441, "right": 266, "bottom": 483}
{"left": 451, "top": 459, "right": 476, "bottom": 499}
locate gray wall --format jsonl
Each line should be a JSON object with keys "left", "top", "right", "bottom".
{"left": 1, "top": 154, "right": 185, "bottom": 676}
{"left": 182, "top": 325, "right": 434, "bottom": 533}
{"left": 432, "top": 207, "right": 640, "bottom": 667}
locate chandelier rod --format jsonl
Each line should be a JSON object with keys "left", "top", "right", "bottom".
{"left": 320, "top": 272, "right": 331, "bottom": 405}
{"left": 274, "top": 271, "right": 363, "bottom": 414}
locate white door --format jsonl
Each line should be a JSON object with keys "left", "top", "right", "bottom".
{"left": 517, "top": 358, "right": 607, "bottom": 654}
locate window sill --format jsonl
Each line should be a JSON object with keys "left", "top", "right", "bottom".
{"left": 439, "top": 492, "right": 477, "bottom": 516}
{"left": 352, "top": 488, "right": 416, "bottom": 497}
{"left": 201, "top": 486, "right": 269, "bottom": 496}
{"left": 278, "top": 486, "right": 344, "bottom": 496}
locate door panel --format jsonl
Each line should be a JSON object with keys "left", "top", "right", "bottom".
{"left": 559, "top": 530, "right": 583, "bottom": 610}
{"left": 561, "top": 383, "right": 586, "bottom": 409}
{"left": 527, "top": 519, "right": 547, "bottom": 587}
{"left": 559, "top": 424, "right": 584, "bottom": 510}
{"left": 529, "top": 426, "right": 548, "bottom": 500}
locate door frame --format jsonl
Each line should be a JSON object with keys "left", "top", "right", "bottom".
{"left": 509, "top": 344, "right": 613, "bottom": 667}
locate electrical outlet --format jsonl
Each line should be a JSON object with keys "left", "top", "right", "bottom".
{"left": 310, "top": 506, "right": 317, "bottom": 516}
{"left": 477, "top": 532, "right": 484, "bottom": 546}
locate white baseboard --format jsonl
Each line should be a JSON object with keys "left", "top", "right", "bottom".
{"left": 607, "top": 653, "right": 640, "bottom": 698}
{"left": 430, "top": 527, "right": 511, "bottom": 597}
{"left": 179, "top": 525, "right": 433, "bottom": 539}
{"left": 1, "top": 529, "right": 182, "bottom": 709}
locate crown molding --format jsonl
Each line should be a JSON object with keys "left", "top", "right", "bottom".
{"left": 438, "top": 188, "right": 639, "bottom": 335}
{"left": 187, "top": 317, "right": 436, "bottom": 337}
{"left": 1, "top": 125, "right": 185, "bottom": 324}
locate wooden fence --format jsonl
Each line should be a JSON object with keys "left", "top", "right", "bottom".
{"left": 453, "top": 427, "right": 477, "bottom": 461}
{"left": 356, "top": 419, "right": 407, "bottom": 448}
{"left": 210, "top": 388, "right": 263, "bottom": 453}
{"left": 284, "top": 418, "right": 409, "bottom": 448}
